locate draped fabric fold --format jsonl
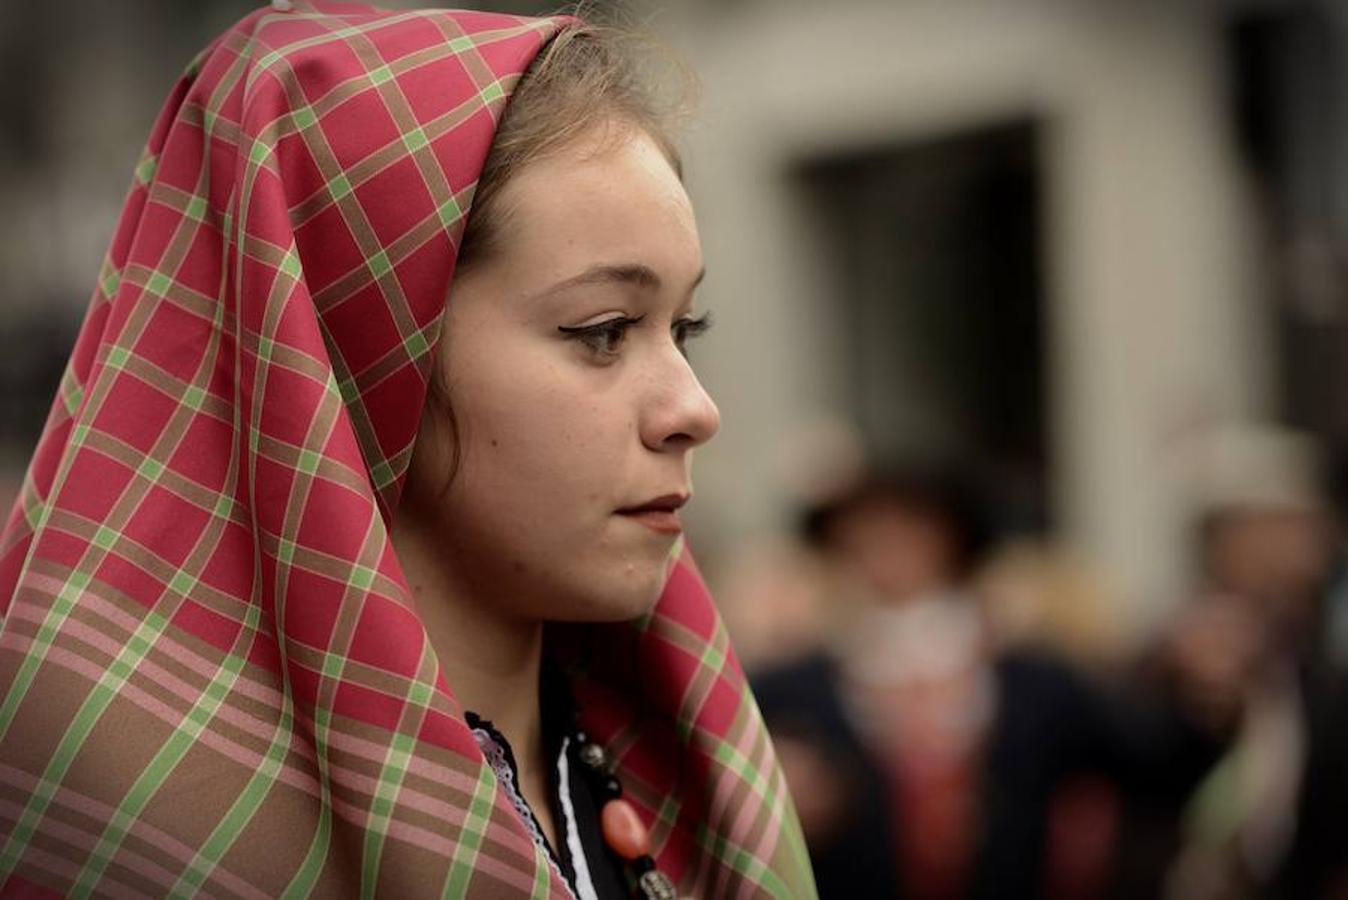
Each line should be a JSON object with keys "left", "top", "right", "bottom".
{"left": 0, "top": 3, "right": 815, "bottom": 897}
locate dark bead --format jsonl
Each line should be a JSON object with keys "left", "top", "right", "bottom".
{"left": 600, "top": 775, "right": 623, "bottom": 800}
{"left": 578, "top": 741, "right": 607, "bottom": 772}
{"left": 632, "top": 855, "right": 655, "bottom": 875}
{"left": 636, "top": 870, "right": 677, "bottom": 900}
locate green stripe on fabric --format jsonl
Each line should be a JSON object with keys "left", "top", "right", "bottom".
{"left": 69, "top": 644, "right": 250, "bottom": 897}
{"left": 700, "top": 640, "right": 727, "bottom": 677}
{"left": 654, "top": 793, "right": 681, "bottom": 836}
{"left": 439, "top": 767, "right": 498, "bottom": 899}
{"left": 329, "top": 173, "right": 354, "bottom": 201}
{"left": 403, "top": 329, "right": 429, "bottom": 360}
{"left": 0, "top": 438, "right": 98, "bottom": 760}
{"left": 170, "top": 614, "right": 291, "bottom": 894}
{"left": 247, "top": 10, "right": 446, "bottom": 93}
{"left": 297, "top": 449, "right": 321, "bottom": 475}
{"left": 367, "top": 250, "right": 392, "bottom": 280}
{"left": 292, "top": 106, "right": 318, "bottom": 131}
{"left": 350, "top": 565, "right": 376, "bottom": 590}
{"left": 146, "top": 270, "right": 173, "bottom": 298}
{"left": 530, "top": 843, "right": 550, "bottom": 899}
{"left": 776, "top": 784, "right": 813, "bottom": 887}
{"left": 695, "top": 824, "right": 790, "bottom": 898}
{"left": 92, "top": 526, "right": 118, "bottom": 551}
{"left": 184, "top": 196, "right": 209, "bottom": 224}
{"left": 402, "top": 127, "right": 430, "bottom": 153}
{"left": 320, "top": 651, "right": 344, "bottom": 681}
{"left": 405, "top": 678, "right": 433, "bottom": 709}
{"left": 61, "top": 380, "right": 84, "bottom": 417}
{"left": 711, "top": 741, "right": 774, "bottom": 808}
{"left": 100, "top": 269, "right": 121, "bottom": 299}
{"left": 173, "top": 704, "right": 293, "bottom": 893}
{"left": 369, "top": 460, "right": 396, "bottom": 490}
{"left": 0, "top": 600, "right": 174, "bottom": 880}
{"left": 435, "top": 197, "right": 462, "bottom": 228}
{"left": 0, "top": 570, "right": 91, "bottom": 744}
{"left": 336, "top": 376, "right": 358, "bottom": 408}
{"left": 136, "top": 458, "right": 165, "bottom": 482}
{"left": 360, "top": 730, "right": 416, "bottom": 898}
{"left": 280, "top": 707, "right": 335, "bottom": 899}
{"left": 280, "top": 249, "right": 303, "bottom": 281}
{"left": 183, "top": 385, "right": 206, "bottom": 411}
{"left": 134, "top": 154, "right": 159, "bottom": 186}
{"left": 21, "top": 491, "right": 46, "bottom": 533}
{"left": 361, "top": 631, "right": 440, "bottom": 895}
{"left": 676, "top": 640, "right": 730, "bottom": 743}
{"left": 168, "top": 569, "right": 197, "bottom": 597}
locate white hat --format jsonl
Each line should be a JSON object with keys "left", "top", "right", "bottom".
{"left": 1184, "top": 424, "right": 1325, "bottom": 516}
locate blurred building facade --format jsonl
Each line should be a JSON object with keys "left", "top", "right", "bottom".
{"left": 654, "top": 0, "right": 1348, "bottom": 637}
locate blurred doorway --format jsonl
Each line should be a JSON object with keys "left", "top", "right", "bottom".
{"left": 795, "top": 119, "right": 1049, "bottom": 532}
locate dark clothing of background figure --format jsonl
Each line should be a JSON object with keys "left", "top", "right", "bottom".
{"left": 752, "top": 649, "right": 1221, "bottom": 900}
{"left": 1278, "top": 666, "right": 1348, "bottom": 898}
{"left": 1113, "top": 661, "right": 1348, "bottom": 900}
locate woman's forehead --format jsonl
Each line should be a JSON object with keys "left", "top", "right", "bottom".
{"left": 483, "top": 128, "right": 701, "bottom": 289}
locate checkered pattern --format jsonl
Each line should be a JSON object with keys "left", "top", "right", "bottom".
{"left": 0, "top": 3, "right": 816, "bottom": 897}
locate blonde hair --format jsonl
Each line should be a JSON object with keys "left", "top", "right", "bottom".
{"left": 456, "top": 17, "right": 693, "bottom": 270}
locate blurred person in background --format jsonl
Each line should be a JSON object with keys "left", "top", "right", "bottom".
{"left": 975, "top": 539, "right": 1126, "bottom": 676}
{"left": 1157, "top": 427, "right": 1348, "bottom": 900}
{"left": 713, "top": 536, "right": 830, "bottom": 673}
{"left": 752, "top": 464, "right": 1243, "bottom": 900}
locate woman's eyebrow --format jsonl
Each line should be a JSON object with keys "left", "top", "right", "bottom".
{"left": 533, "top": 263, "right": 706, "bottom": 299}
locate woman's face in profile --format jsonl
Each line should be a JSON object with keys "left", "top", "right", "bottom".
{"left": 404, "top": 123, "right": 719, "bottom": 622}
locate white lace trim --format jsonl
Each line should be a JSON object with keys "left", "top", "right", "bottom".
{"left": 470, "top": 724, "right": 583, "bottom": 899}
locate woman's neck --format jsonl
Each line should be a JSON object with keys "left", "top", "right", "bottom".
{"left": 432, "top": 601, "right": 545, "bottom": 754}
{"left": 389, "top": 515, "right": 546, "bottom": 778}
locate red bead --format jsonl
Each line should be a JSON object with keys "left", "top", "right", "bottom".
{"left": 600, "top": 798, "right": 651, "bottom": 860}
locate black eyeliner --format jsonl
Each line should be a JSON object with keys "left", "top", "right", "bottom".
{"left": 556, "top": 314, "right": 645, "bottom": 336}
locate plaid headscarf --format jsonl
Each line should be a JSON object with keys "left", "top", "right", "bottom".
{"left": 0, "top": 3, "right": 816, "bottom": 897}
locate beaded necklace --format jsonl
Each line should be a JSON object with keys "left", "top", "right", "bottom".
{"left": 470, "top": 663, "right": 680, "bottom": 900}
{"left": 569, "top": 728, "right": 678, "bottom": 900}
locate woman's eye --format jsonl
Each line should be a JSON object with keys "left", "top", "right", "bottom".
{"left": 672, "top": 312, "right": 713, "bottom": 355}
{"left": 558, "top": 315, "right": 644, "bottom": 358}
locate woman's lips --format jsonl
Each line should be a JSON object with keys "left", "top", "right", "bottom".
{"left": 617, "top": 509, "right": 683, "bottom": 535}
{"left": 615, "top": 493, "right": 688, "bottom": 535}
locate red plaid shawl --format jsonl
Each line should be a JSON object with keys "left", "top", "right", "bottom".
{"left": 0, "top": 4, "right": 815, "bottom": 897}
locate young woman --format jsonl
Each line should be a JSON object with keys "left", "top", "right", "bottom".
{"left": 0, "top": 3, "right": 816, "bottom": 897}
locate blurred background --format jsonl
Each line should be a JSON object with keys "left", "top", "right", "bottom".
{"left": 3, "top": 0, "right": 1347, "bottom": 896}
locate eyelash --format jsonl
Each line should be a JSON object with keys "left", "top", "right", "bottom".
{"left": 558, "top": 312, "right": 714, "bottom": 359}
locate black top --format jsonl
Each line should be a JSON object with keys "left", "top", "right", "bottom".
{"left": 465, "top": 670, "right": 630, "bottom": 900}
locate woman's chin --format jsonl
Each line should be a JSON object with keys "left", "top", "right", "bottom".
{"left": 553, "top": 573, "right": 668, "bottom": 624}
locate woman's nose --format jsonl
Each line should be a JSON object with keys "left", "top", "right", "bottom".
{"left": 640, "top": 351, "right": 721, "bottom": 453}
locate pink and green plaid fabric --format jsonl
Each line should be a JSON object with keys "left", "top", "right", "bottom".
{"left": 0, "top": 2, "right": 816, "bottom": 897}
